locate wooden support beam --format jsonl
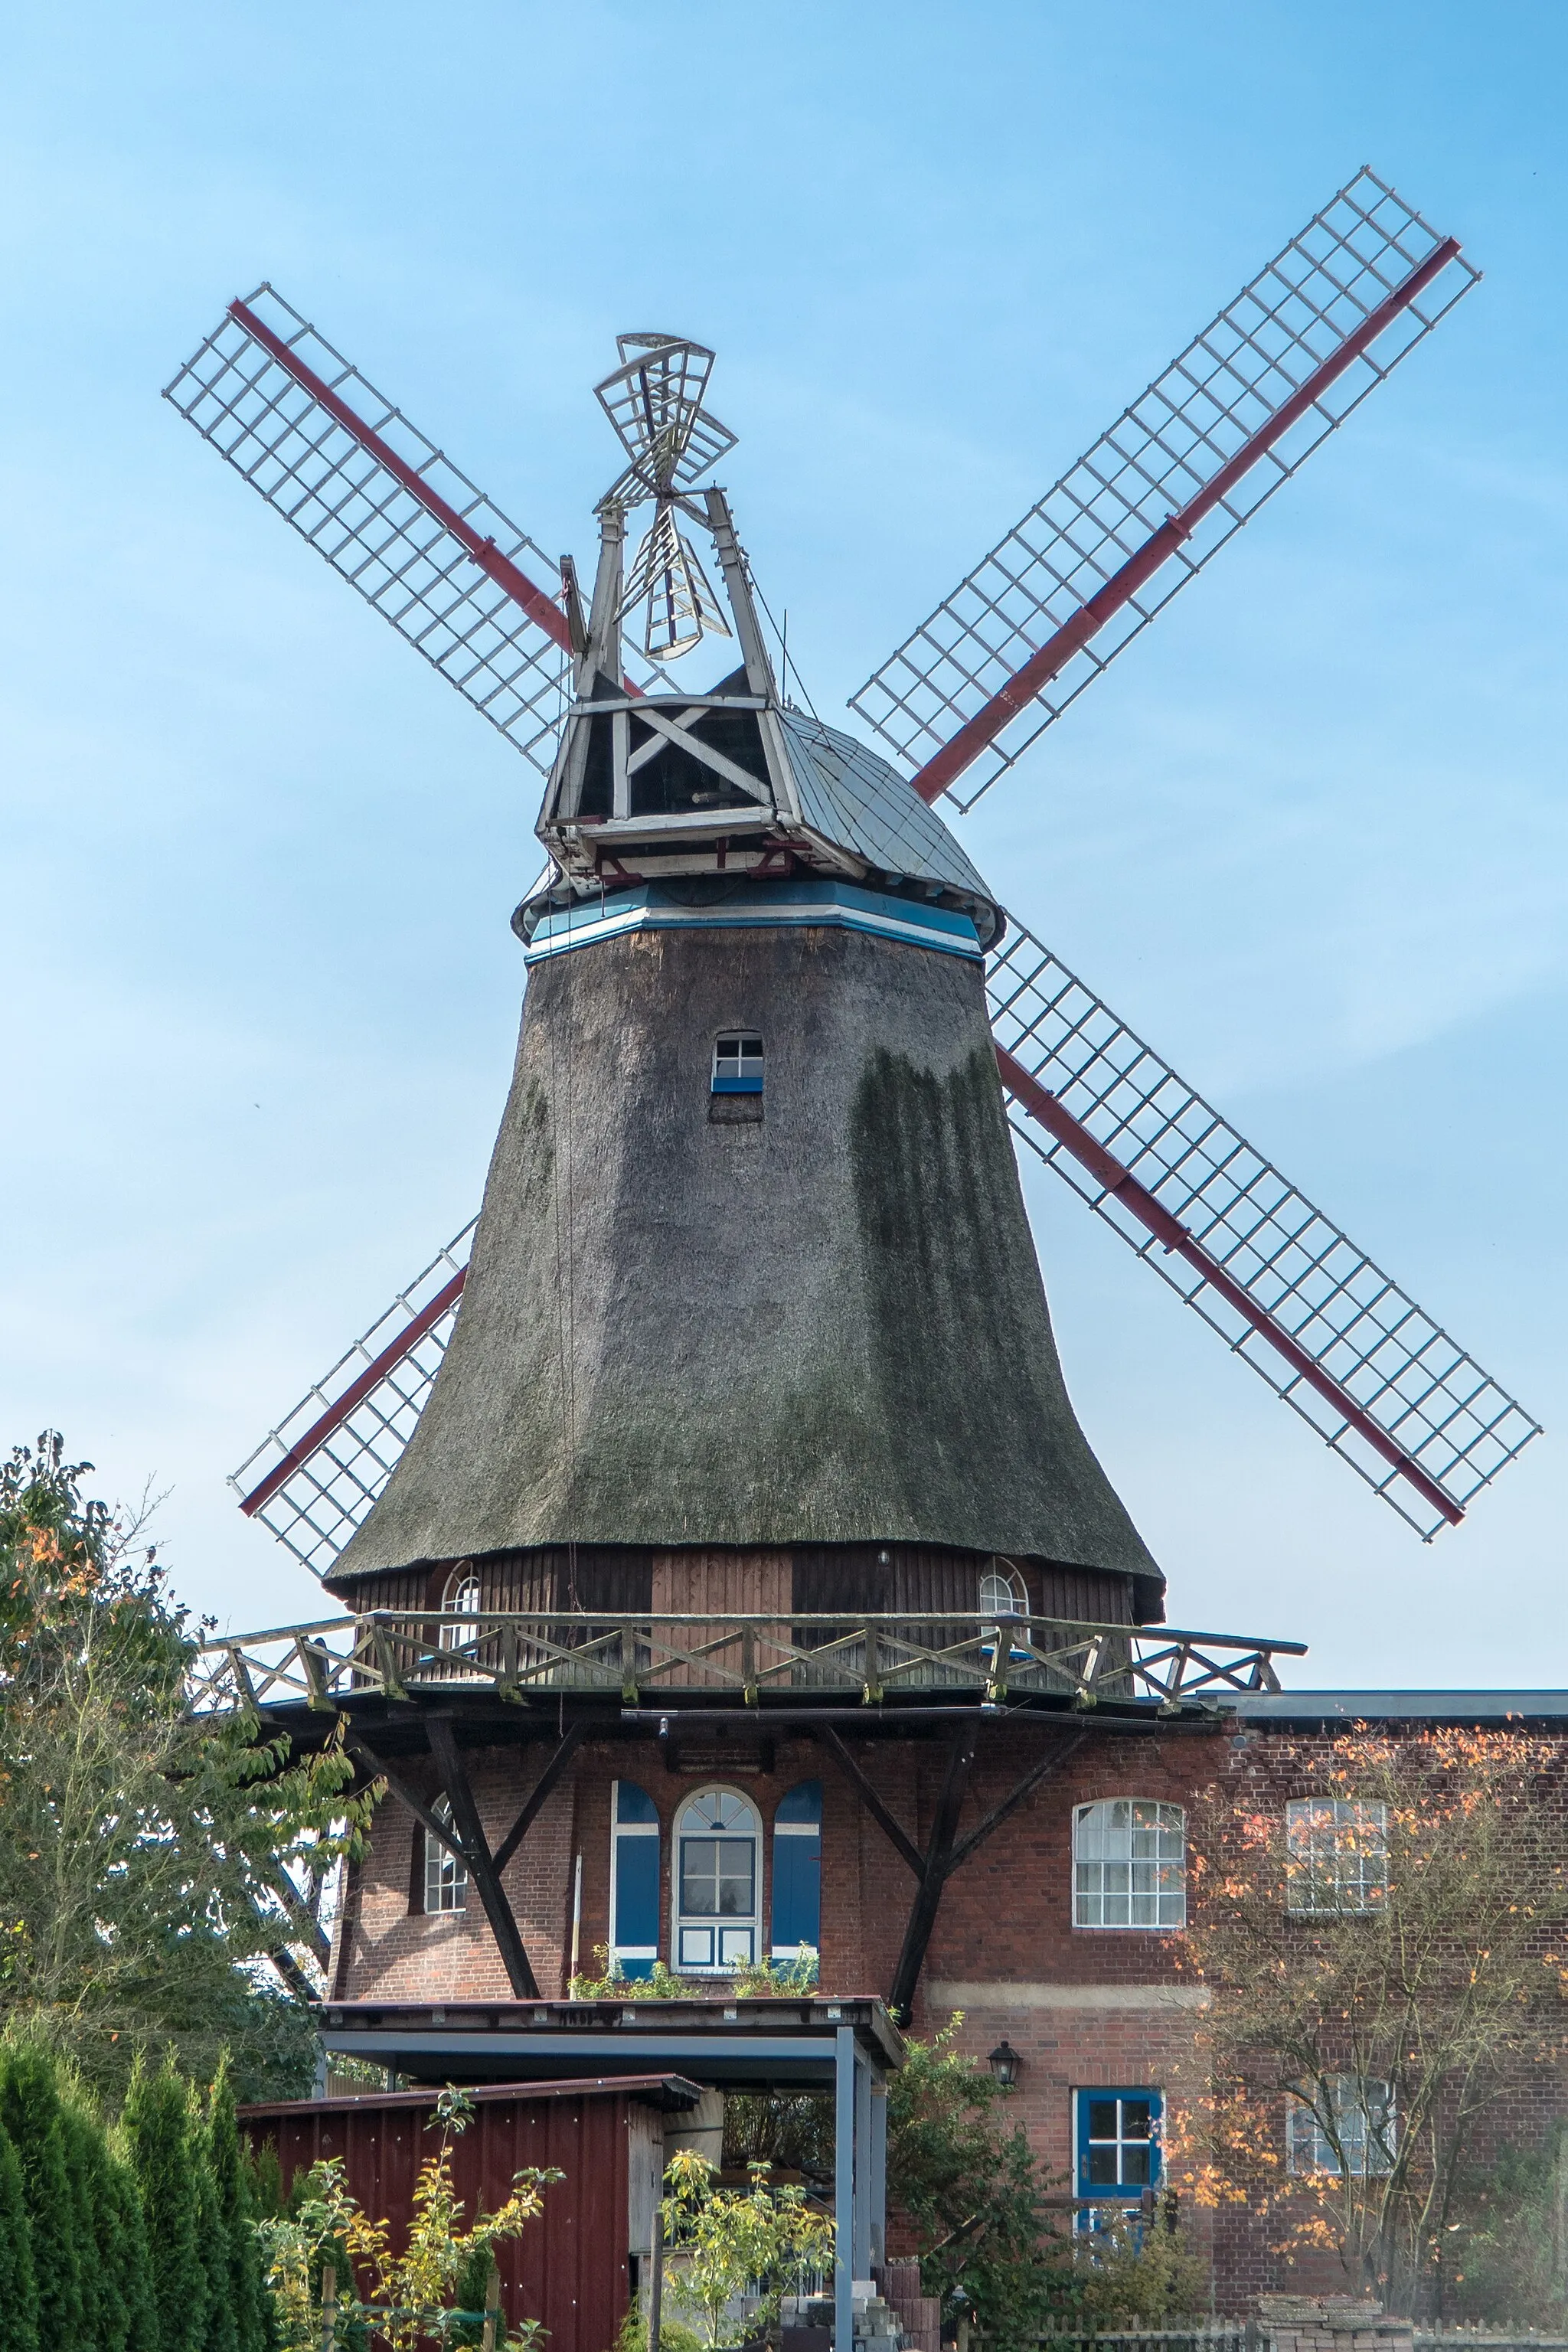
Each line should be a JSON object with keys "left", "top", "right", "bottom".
{"left": 266, "top": 1858, "right": 332, "bottom": 1965}
{"left": 944, "top": 1730, "right": 1090, "bottom": 1878}
{"left": 887, "top": 1724, "right": 978, "bottom": 2024}
{"left": 266, "top": 1937, "right": 322, "bottom": 2006}
{"left": 492, "top": 1723, "right": 588, "bottom": 1876}
{"left": 812, "top": 1726, "right": 923, "bottom": 1877}
{"left": 424, "top": 1716, "right": 540, "bottom": 2001}
{"left": 345, "top": 1734, "right": 468, "bottom": 1861}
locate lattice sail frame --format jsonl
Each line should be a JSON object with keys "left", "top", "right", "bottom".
{"left": 986, "top": 918, "right": 1540, "bottom": 1537}
{"left": 595, "top": 332, "right": 738, "bottom": 505}
{"left": 165, "top": 288, "right": 672, "bottom": 778}
{"left": 851, "top": 168, "right": 1480, "bottom": 809}
{"left": 230, "top": 1221, "right": 475, "bottom": 1575}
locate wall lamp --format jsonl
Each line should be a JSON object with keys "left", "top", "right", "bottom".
{"left": 988, "top": 2038, "right": 1021, "bottom": 2089}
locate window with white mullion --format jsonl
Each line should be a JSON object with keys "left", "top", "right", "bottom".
{"left": 423, "top": 1798, "right": 467, "bottom": 1915}
{"left": 1287, "top": 2076, "right": 1396, "bottom": 2177}
{"left": 1073, "top": 1799, "right": 1186, "bottom": 1930}
{"left": 1285, "top": 1798, "right": 1389, "bottom": 1915}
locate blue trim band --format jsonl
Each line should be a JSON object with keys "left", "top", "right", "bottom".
{"left": 524, "top": 879, "right": 983, "bottom": 965}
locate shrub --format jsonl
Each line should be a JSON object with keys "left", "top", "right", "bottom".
{"left": 0, "top": 2110, "right": 40, "bottom": 2352}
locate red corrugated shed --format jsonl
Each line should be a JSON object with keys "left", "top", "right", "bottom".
{"left": 240, "top": 2075, "right": 698, "bottom": 2352}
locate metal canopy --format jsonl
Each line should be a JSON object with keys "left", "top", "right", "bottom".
{"left": 321, "top": 1996, "right": 893, "bottom": 2348}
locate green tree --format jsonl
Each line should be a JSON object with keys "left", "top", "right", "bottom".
{"left": 660, "top": 2151, "right": 835, "bottom": 2350}
{"left": 0, "top": 2039, "right": 84, "bottom": 2350}
{"left": 0, "top": 1433, "right": 375, "bottom": 2101}
{"left": 886, "top": 2017, "right": 1067, "bottom": 2339}
{"left": 192, "top": 2084, "right": 239, "bottom": 2352}
{"left": 0, "top": 2110, "right": 40, "bottom": 2352}
{"left": 206, "top": 2059, "right": 271, "bottom": 2352}
{"left": 62, "top": 2092, "right": 127, "bottom": 2352}
{"left": 123, "top": 2056, "right": 208, "bottom": 2352}
{"left": 106, "top": 2147, "right": 161, "bottom": 2352}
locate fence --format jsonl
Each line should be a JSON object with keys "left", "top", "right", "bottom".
{"left": 190, "top": 1607, "right": 1298, "bottom": 1718}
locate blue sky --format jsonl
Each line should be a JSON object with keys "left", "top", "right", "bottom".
{"left": 2, "top": 0, "right": 1563, "bottom": 1684}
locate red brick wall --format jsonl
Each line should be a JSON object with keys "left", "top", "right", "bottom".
{"left": 335, "top": 1717, "right": 1568, "bottom": 2311}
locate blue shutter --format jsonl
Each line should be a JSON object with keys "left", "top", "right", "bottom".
{"left": 612, "top": 1782, "right": 661, "bottom": 1979}
{"left": 771, "top": 1781, "right": 822, "bottom": 1954}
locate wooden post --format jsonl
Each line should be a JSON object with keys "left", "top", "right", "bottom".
{"left": 648, "top": 2198, "right": 665, "bottom": 2351}
{"left": 320, "top": 2264, "right": 338, "bottom": 2352}
{"left": 481, "top": 2260, "right": 501, "bottom": 2352}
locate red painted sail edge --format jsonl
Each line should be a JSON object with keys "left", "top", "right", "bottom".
{"left": 994, "top": 1045, "right": 1465, "bottom": 1528}
{"left": 227, "top": 298, "right": 645, "bottom": 700}
{"left": 238, "top": 1269, "right": 468, "bottom": 1518}
{"left": 913, "top": 237, "right": 1463, "bottom": 805}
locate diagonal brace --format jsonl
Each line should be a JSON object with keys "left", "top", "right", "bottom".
{"left": 424, "top": 1717, "right": 540, "bottom": 1999}
{"left": 346, "top": 1733, "right": 469, "bottom": 1861}
{"left": 492, "top": 1723, "right": 589, "bottom": 1876}
{"left": 812, "top": 1726, "right": 923, "bottom": 1877}
{"left": 887, "top": 1726, "right": 1089, "bottom": 2021}
{"left": 888, "top": 1725, "right": 978, "bottom": 2023}
{"left": 944, "top": 1730, "right": 1089, "bottom": 1877}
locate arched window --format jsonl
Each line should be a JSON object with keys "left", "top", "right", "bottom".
{"left": 611, "top": 1782, "right": 661, "bottom": 1981}
{"left": 771, "top": 1782, "right": 822, "bottom": 1961}
{"left": 424, "top": 1798, "right": 467, "bottom": 1915}
{"left": 674, "top": 1787, "right": 761, "bottom": 1973}
{"left": 1073, "top": 1799, "right": 1185, "bottom": 1929}
{"left": 979, "top": 1563, "right": 1027, "bottom": 1619}
{"left": 439, "top": 1568, "right": 482, "bottom": 1651}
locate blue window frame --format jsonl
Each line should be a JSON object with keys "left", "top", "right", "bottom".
{"left": 712, "top": 1034, "right": 763, "bottom": 1094}
{"left": 1075, "top": 2089, "right": 1161, "bottom": 2228}
{"left": 611, "top": 1781, "right": 660, "bottom": 1980}
{"left": 771, "top": 1780, "right": 822, "bottom": 1958}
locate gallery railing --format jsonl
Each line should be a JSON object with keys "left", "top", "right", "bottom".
{"left": 188, "top": 1609, "right": 1305, "bottom": 1719}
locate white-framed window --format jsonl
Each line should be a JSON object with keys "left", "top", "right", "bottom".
{"left": 712, "top": 1034, "right": 764, "bottom": 1095}
{"left": 423, "top": 1798, "right": 467, "bottom": 1914}
{"left": 439, "top": 1569, "right": 482, "bottom": 1650}
{"left": 978, "top": 1563, "right": 1027, "bottom": 1618}
{"left": 611, "top": 1781, "right": 661, "bottom": 1981}
{"left": 1074, "top": 1799, "right": 1186, "bottom": 1930}
{"left": 674, "top": 1786, "right": 760, "bottom": 1971}
{"left": 1287, "top": 2077, "right": 1396, "bottom": 2177}
{"left": 1285, "top": 1798, "right": 1389, "bottom": 1914}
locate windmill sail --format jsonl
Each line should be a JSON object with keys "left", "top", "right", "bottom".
{"left": 231, "top": 1221, "right": 474, "bottom": 1575}
{"left": 851, "top": 168, "right": 1478, "bottom": 810}
{"left": 986, "top": 917, "right": 1539, "bottom": 1537}
{"left": 165, "top": 286, "right": 672, "bottom": 776}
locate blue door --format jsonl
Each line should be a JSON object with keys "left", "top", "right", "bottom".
{"left": 1075, "top": 2089, "right": 1161, "bottom": 2227}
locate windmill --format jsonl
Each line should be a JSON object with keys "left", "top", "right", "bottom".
{"left": 165, "top": 167, "right": 1540, "bottom": 1590}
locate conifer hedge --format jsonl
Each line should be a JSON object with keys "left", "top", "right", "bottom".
{"left": 0, "top": 2040, "right": 272, "bottom": 2352}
